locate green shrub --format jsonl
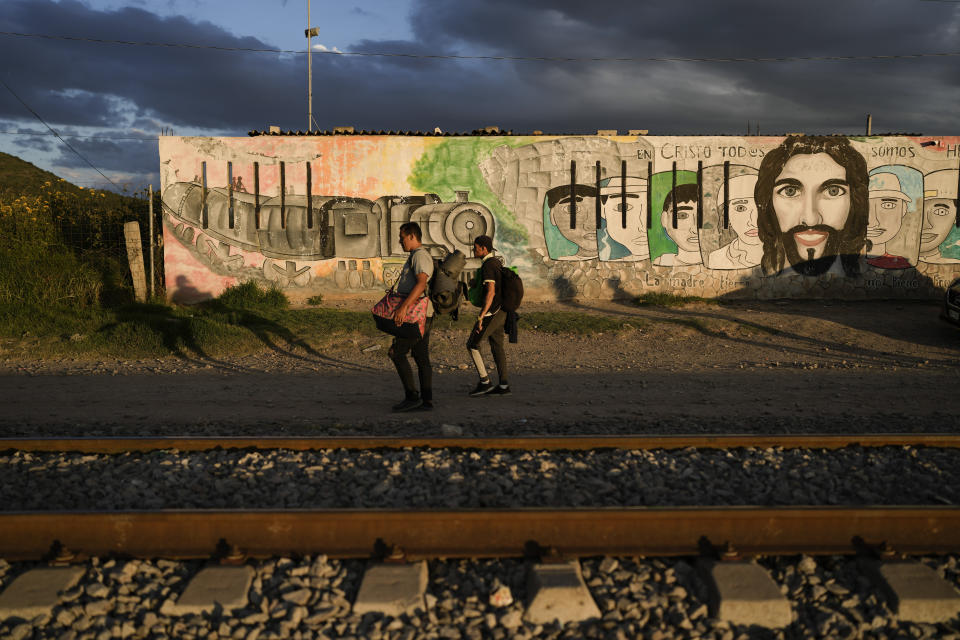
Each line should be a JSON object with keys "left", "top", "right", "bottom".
{"left": 306, "top": 294, "right": 324, "bottom": 306}
{"left": 212, "top": 280, "right": 289, "bottom": 311}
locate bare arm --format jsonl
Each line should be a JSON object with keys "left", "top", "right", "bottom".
{"left": 477, "top": 281, "right": 495, "bottom": 330}
{"left": 394, "top": 272, "right": 428, "bottom": 325}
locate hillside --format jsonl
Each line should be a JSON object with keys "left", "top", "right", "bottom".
{"left": 0, "top": 151, "right": 142, "bottom": 208}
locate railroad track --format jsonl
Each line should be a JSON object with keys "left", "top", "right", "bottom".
{"left": 2, "top": 435, "right": 959, "bottom": 636}
{"left": 1, "top": 434, "right": 959, "bottom": 561}
{"left": 2, "top": 507, "right": 959, "bottom": 561}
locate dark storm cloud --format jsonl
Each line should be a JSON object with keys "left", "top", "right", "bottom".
{"left": 404, "top": 0, "right": 960, "bottom": 134}
{"left": 1, "top": 0, "right": 959, "bottom": 170}
{"left": 1, "top": 124, "right": 56, "bottom": 153}
{"left": 52, "top": 135, "right": 159, "bottom": 174}
{"left": 0, "top": 0, "right": 496, "bottom": 134}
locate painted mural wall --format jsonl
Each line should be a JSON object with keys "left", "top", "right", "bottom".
{"left": 159, "top": 134, "right": 960, "bottom": 303}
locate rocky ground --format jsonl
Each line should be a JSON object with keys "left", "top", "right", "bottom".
{"left": 1, "top": 554, "right": 959, "bottom": 640}
{"left": 2, "top": 299, "right": 959, "bottom": 638}
{"left": 1, "top": 299, "right": 958, "bottom": 436}
{"left": 2, "top": 445, "right": 959, "bottom": 510}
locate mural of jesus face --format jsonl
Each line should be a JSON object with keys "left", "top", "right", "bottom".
{"left": 755, "top": 135, "right": 868, "bottom": 277}
{"left": 771, "top": 152, "right": 851, "bottom": 264}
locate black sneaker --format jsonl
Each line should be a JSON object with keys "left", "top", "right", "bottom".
{"left": 417, "top": 400, "right": 434, "bottom": 411}
{"left": 469, "top": 381, "right": 495, "bottom": 397}
{"left": 392, "top": 397, "right": 423, "bottom": 412}
{"left": 488, "top": 385, "right": 512, "bottom": 396}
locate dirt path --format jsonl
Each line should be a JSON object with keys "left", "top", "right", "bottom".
{"left": 2, "top": 300, "right": 958, "bottom": 436}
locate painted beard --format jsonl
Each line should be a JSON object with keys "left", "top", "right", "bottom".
{"left": 781, "top": 224, "right": 841, "bottom": 276}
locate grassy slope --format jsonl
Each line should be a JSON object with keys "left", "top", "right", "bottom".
{"left": 0, "top": 152, "right": 70, "bottom": 198}
{"left": 0, "top": 151, "right": 142, "bottom": 207}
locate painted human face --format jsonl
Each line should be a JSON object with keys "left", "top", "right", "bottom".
{"left": 772, "top": 153, "right": 850, "bottom": 262}
{"left": 661, "top": 201, "right": 700, "bottom": 252}
{"left": 602, "top": 191, "right": 647, "bottom": 252}
{"left": 920, "top": 198, "right": 957, "bottom": 252}
{"left": 868, "top": 197, "right": 907, "bottom": 246}
{"left": 551, "top": 192, "right": 599, "bottom": 251}
{"left": 719, "top": 175, "right": 759, "bottom": 246}
{"left": 729, "top": 197, "right": 760, "bottom": 245}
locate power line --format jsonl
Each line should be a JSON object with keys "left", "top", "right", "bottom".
{"left": 0, "top": 130, "right": 158, "bottom": 141}
{"left": 0, "top": 78, "right": 122, "bottom": 190}
{"left": 2, "top": 30, "right": 960, "bottom": 64}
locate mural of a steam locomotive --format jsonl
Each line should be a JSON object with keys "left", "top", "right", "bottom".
{"left": 162, "top": 181, "right": 495, "bottom": 291}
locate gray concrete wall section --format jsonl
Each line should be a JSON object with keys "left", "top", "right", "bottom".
{"left": 161, "top": 135, "right": 960, "bottom": 303}
{"left": 352, "top": 561, "right": 428, "bottom": 617}
{"left": 701, "top": 560, "right": 794, "bottom": 628}
{"left": 0, "top": 567, "right": 86, "bottom": 622}
{"left": 524, "top": 560, "right": 602, "bottom": 625}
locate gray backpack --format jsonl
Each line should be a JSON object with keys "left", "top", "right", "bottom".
{"left": 430, "top": 250, "right": 466, "bottom": 315}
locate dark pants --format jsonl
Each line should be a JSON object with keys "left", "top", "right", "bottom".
{"left": 388, "top": 316, "right": 433, "bottom": 401}
{"left": 467, "top": 309, "right": 508, "bottom": 384}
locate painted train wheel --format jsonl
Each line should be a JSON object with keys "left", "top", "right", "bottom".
{"left": 194, "top": 231, "right": 244, "bottom": 272}
{"left": 174, "top": 222, "right": 195, "bottom": 246}
{"left": 445, "top": 206, "right": 494, "bottom": 252}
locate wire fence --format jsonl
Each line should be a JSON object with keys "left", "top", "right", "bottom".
{"left": 0, "top": 185, "right": 164, "bottom": 306}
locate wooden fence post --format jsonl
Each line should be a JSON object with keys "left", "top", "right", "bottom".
{"left": 124, "top": 221, "right": 147, "bottom": 303}
{"left": 148, "top": 185, "right": 155, "bottom": 300}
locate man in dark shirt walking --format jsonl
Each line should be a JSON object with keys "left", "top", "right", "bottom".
{"left": 467, "top": 235, "right": 511, "bottom": 396}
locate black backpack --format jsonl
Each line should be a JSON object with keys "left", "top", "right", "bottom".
{"left": 500, "top": 263, "right": 523, "bottom": 312}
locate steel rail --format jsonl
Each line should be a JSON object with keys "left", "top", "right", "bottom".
{"left": 2, "top": 434, "right": 960, "bottom": 454}
{"left": 1, "top": 507, "right": 958, "bottom": 560}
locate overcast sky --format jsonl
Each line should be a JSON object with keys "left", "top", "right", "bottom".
{"left": 1, "top": 0, "right": 959, "bottom": 192}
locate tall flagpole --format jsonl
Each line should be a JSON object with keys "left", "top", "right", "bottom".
{"left": 307, "top": 0, "right": 312, "bottom": 132}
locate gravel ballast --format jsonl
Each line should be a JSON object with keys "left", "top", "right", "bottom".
{"left": 1, "top": 554, "right": 958, "bottom": 639}
{"left": 0, "top": 445, "right": 957, "bottom": 511}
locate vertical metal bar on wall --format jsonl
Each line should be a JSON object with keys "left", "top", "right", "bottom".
{"left": 254, "top": 162, "right": 260, "bottom": 229}
{"left": 280, "top": 161, "right": 286, "bottom": 229}
{"left": 723, "top": 161, "right": 730, "bottom": 229}
{"left": 671, "top": 162, "right": 678, "bottom": 229}
{"left": 148, "top": 184, "right": 155, "bottom": 300}
{"left": 646, "top": 161, "right": 653, "bottom": 229}
{"left": 621, "top": 160, "right": 627, "bottom": 229}
{"left": 569, "top": 160, "right": 577, "bottom": 229}
{"left": 955, "top": 163, "right": 960, "bottom": 227}
{"left": 201, "top": 162, "right": 208, "bottom": 229}
{"left": 696, "top": 162, "right": 704, "bottom": 229}
{"left": 595, "top": 161, "right": 601, "bottom": 231}
{"left": 306, "top": 162, "right": 313, "bottom": 228}
{"left": 227, "top": 161, "right": 234, "bottom": 229}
